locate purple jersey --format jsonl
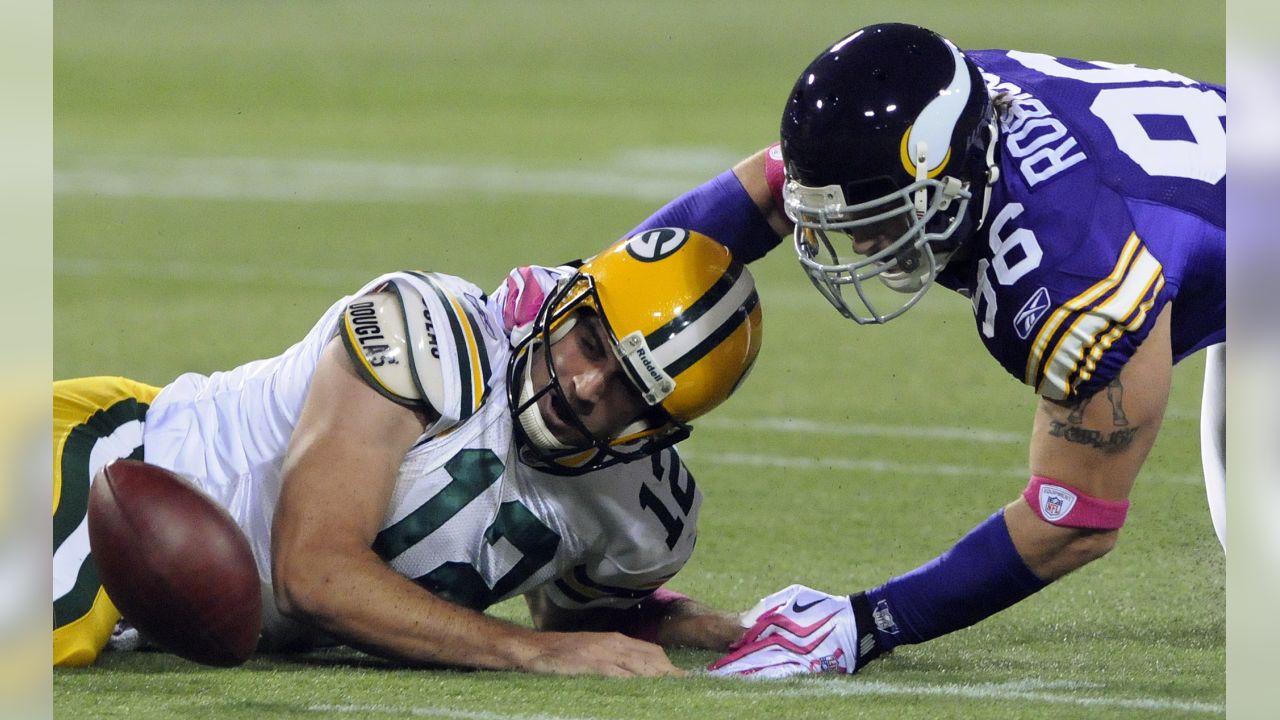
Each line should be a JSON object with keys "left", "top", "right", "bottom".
{"left": 936, "top": 50, "right": 1225, "bottom": 400}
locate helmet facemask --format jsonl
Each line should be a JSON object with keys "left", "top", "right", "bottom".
{"left": 506, "top": 271, "right": 690, "bottom": 475}
{"left": 779, "top": 23, "right": 1001, "bottom": 325}
{"left": 788, "top": 164, "right": 971, "bottom": 325}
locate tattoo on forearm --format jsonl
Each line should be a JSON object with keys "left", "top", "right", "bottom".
{"left": 1048, "top": 379, "right": 1138, "bottom": 452}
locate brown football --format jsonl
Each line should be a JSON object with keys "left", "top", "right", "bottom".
{"left": 87, "top": 459, "right": 262, "bottom": 666}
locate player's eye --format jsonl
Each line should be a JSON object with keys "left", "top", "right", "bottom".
{"left": 578, "top": 329, "right": 606, "bottom": 362}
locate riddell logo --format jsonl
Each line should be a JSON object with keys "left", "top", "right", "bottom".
{"left": 633, "top": 346, "right": 665, "bottom": 384}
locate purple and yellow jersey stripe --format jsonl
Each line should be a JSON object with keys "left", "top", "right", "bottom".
{"left": 1024, "top": 233, "right": 1165, "bottom": 400}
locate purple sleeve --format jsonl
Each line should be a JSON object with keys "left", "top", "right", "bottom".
{"left": 858, "top": 509, "right": 1047, "bottom": 655}
{"left": 624, "top": 170, "right": 783, "bottom": 264}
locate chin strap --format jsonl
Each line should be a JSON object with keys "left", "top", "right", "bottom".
{"left": 912, "top": 141, "right": 930, "bottom": 217}
{"left": 516, "top": 356, "right": 571, "bottom": 451}
{"left": 974, "top": 114, "right": 1001, "bottom": 230}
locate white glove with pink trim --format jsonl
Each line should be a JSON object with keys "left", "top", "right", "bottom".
{"left": 707, "top": 584, "right": 859, "bottom": 679}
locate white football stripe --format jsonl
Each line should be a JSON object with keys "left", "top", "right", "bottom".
{"left": 52, "top": 419, "right": 145, "bottom": 601}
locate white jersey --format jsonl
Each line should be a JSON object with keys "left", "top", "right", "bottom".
{"left": 141, "top": 269, "right": 701, "bottom": 626}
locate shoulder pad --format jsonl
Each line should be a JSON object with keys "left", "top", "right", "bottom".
{"left": 340, "top": 291, "right": 447, "bottom": 417}
{"left": 345, "top": 272, "right": 504, "bottom": 434}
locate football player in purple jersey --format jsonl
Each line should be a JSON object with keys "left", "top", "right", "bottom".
{"left": 614, "top": 23, "right": 1224, "bottom": 678}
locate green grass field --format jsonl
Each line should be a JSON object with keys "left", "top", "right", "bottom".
{"left": 54, "top": 2, "right": 1225, "bottom": 718}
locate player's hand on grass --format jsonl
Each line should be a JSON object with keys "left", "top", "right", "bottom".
{"left": 522, "top": 631, "right": 686, "bottom": 677}
{"left": 707, "top": 584, "right": 859, "bottom": 678}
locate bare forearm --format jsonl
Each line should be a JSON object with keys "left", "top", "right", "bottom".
{"left": 647, "top": 598, "right": 743, "bottom": 651}
{"left": 276, "top": 548, "right": 539, "bottom": 670}
{"left": 529, "top": 590, "right": 743, "bottom": 651}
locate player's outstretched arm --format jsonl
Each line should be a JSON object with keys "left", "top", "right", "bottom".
{"left": 730, "top": 146, "right": 794, "bottom": 237}
{"left": 271, "top": 339, "right": 683, "bottom": 677}
{"left": 526, "top": 586, "right": 744, "bottom": 651}
{"left": 623, "top": 145, "right": 790, "bottom": 264}
{"left": 712, "top": 307, "right": 1176, "bottom": 678}
{"left": 1009, "top": 304, "right": 1174, "bottom": 579}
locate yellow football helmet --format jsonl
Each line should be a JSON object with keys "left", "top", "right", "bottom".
{"left": 507, "top": 227, "right": 763, "bottom": 474}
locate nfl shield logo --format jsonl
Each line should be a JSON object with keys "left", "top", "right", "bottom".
{"left": 1039, "top": 485, "right": 1078, "bottom": 522}
{"left": 1046, "top": 495, "right": 1063, "bottom": 516}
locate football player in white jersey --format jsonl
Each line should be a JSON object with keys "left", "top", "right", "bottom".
{"left": 53, "top": 228, "right": 762, "bottom": 676}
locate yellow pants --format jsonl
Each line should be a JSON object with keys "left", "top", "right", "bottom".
{"left": 52, "top": 376, "right": 161, "bottom": 667}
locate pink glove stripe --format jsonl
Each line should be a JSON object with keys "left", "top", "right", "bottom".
{"left": 753, "top": 609, "right": 839, "bottom": 640}
{"left": 707, "top": 626, "right": 834, "bottom": 671}
{"left": 1022, "top": 475, "right": 1130, "bottom": 529}
{"left": 735, "top": 607, "right": 840, "bottom": 648}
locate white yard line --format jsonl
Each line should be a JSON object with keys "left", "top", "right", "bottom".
{"left": 54, "top": 149, "right": 738, "bottom": 203}
{"left": 709, "top": 677, "right": 1224, "bottom": 715}
{"left": 698, "top": 416, "right": 1026, "bottom": 443}
{"left": 54, "top": 255, "right": 362, "bottom": 289}
{"left": 306, "top": 705, "right": 595, "bottom": 720}
{"left": 305, "top": 676, "right": 1223, "bottom": 718}
{"left": 679, "top": 449, "right": 1203, "bottom": 485}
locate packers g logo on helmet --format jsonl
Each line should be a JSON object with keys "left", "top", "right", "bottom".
{"left": 507, "top": 228, "right": 763, "bottom": 474}
{"left": 625, "top": 227, "right": 690, "bottom": 262}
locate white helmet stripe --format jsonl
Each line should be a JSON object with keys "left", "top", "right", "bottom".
{"left": 905, "top": 39, "right": 971, "bottom": 175}
{"left": 649, "top": 266, "right": 756, "bottom": 377}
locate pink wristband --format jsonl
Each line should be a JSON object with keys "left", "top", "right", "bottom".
{"left": 647, "top": 587, "right": 690, "bottom": 605}
{"left": 626, "top": 587, "right": 691, "bottom": 644}
{"left": 763, "top": 143, "right": 786, "bottom": 210}
{"left": 1023, "top": 476, "right": 1130, "bottom": 530}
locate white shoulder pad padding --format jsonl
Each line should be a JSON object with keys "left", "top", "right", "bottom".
{"left": 339, "top": 290, "right": 447, "bottom": 415}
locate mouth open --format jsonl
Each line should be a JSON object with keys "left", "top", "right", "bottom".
{"left": 539, "top": 391, "right": 580, "bottom": 443}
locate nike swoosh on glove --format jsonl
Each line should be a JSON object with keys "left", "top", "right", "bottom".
{"left": 707, "top": 584, "right": 859, "bottom": 678}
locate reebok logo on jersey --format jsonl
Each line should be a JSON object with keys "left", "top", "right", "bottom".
{"left": 1014, "top": 286, "right": 1052, "bottom": 340}
{"left": 1039, "top": 484, "right": 1078, "bottom": 521}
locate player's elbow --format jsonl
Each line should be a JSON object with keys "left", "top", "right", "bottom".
{"left": 1051, "top": 528, "right": 1120, "bottom": 575}
{"left": 270, "top": 543, "right": 334, "bottom": 624}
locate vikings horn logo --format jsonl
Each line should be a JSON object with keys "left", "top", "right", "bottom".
{"left": 898, "top": 39, "right": 971, "bottom": 179}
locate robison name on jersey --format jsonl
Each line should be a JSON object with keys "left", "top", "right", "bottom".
{"left": 140, "top": 269, "right": 701, "bottom": 639}
{"left": 938, "top": 51, "right": 1225, "bottom": 401}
